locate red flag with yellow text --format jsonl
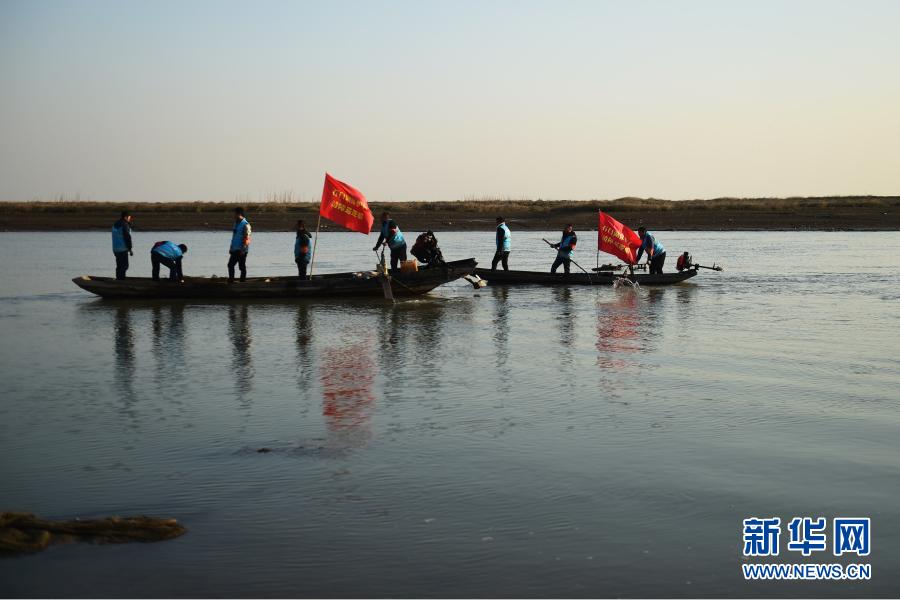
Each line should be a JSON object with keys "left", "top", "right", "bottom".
{"left": 598, "top": 211, "right": 642, "bottom": 264}
{"left": 320, "top": 173, "right": 375, "bottom": 234}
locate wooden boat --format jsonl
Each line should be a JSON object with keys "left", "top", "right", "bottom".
{"left": 473, "top": 267, "right": 698, "bottom": 286}
{"left": 73, "top": 259, "right": 477, "bottom": 299}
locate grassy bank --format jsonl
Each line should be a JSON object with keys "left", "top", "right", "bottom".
{"left": 1, "top": 196, "right": 898, "bottom": 231}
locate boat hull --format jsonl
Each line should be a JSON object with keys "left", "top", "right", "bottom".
{"left": 74, "top": 259, "right": 477, "bottom": 299}
{"left": 473, "top": 267, "right": 698, "bottom": 286}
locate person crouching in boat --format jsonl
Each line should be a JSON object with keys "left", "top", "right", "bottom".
{"left": 636, "top": 226, "right": 666, "bottom": 274}
{"left": 294, "top": 220, "right": 312, "bottom": 278}
{"left": 228, "top": 207, "right": 252, "bottom": 283}
{"left": 372, "top": 211, "right": 407, "bottom": 271}
{"left": 151, "top": 241, "right": 187, "bottom": 282}
{"left": 550, "top": 224, "right": 577, "bottom": 274}
{"left": 111, "top": 210, "right": 134, "bottom": 280}
{"left": 410, "top": 230, "right": 444, "bottom": 268}
{"left": 492, "top": 216, "right": 511, "bottom": 271}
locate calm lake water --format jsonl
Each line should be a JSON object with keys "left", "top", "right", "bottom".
{"left": 1, "top": 230, "right": 898, "bottom": 598}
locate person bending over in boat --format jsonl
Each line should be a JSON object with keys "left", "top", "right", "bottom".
{"left": 295, "top": 220, "right": 312, "bottom": 278}
{"left": 372, "top": 211, "right": 407, "bottom": 271}
{"left": 636, "top": 226, "right": 666, "bottom": 274}
{"left": 228, "top": 207, "right": 252, "bottom": 283}
{"left": 550, "top": 224, "right": 577, "bottom": 274}
{"left": 112, "top": 210, "right": 134, "bottom": 280}
{"left": 492, "top": 216, "right": 511, "bottom": 271}
{"left": 151, "top": 241, "right": 188, "bottom": 282}
{"left": 410, "top": 230, "right": 445, "bottom": 268}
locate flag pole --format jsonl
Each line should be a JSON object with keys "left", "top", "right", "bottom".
{"left": 308, "top": 212, "right": 322, "bottom": 280}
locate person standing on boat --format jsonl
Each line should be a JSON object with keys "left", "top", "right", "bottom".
{"left": 372, "top": 211, "right": 392, "bottom": 251}
{"left": 636, "top": 226, "right": 666, "bottom": 274}
{"left": 372, "top": 211, "right": 407, "bottom": 271}
{"left": 151, "top": 241, "right": 187, "bottom": 281}
{"left": 228, "top": 207, "right": 252, "bottom": 283}
{"left": 491, "top": 216, "right": 511, "bottom": 271}
{"left": 294, "top": 219, "right": 312, "bottom": 278}
{"left": 550, "top": 224, "right": 577, "bottom": 274}
{"left": 111, "top": 211, "right": 133, "bottom": 280}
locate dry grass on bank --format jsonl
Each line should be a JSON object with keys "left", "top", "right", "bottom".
{"left": 1, "top": 196, "right": 897, "bottom": 215}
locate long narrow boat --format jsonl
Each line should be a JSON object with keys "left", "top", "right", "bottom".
{"left": 474, "top": 267, "right": 698, "bottom": 286}
{"left": 74, "top": 259, "right": 477, "bottom": 299}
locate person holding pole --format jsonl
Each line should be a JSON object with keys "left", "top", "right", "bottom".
{"left": 550, "top": 224, "right": 578, "bottom": 274}
{"left": 372, "top": 211, "right": 407, "bottom": 271}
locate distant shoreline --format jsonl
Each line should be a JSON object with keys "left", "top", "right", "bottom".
{"left": 1, "top": 197, "right": 897, "bottom": 232}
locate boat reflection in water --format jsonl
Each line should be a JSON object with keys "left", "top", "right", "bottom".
{"left": 553, "top": 287, "right": 577, "bottom": 380}
{"left": 595, "top": 287, "right": 673, "bottom": 370}
{"left": 113, "top": 305, "right": 137, "bottom": 422}
{"left": 491, "top": 287, "right": 511, "bottom": 395}
{"left": 150, "top": 304, "right": 191, "bottom": 414}
{"left": 295, "top": 303, "right": 314, "bottom": 412}
{"left": 595, "top": 288, "right": 642, "bottom": 370}
{"left": 372, "top": 299, "right": 452, "bottom": 393}
{"left": 228, "top": 304, "right": 254, "bottom": 405}
{"left": 320, "top": 332, "right": 376, "bottom": 449}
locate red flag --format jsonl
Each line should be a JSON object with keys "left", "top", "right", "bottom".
{"left": 598, "top": 211, "right": 642, "bottom": 264}
{"left": 320, "top": 173, "right": 375, "bottom": 234}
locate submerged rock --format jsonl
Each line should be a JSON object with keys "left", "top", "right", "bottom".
{"left": 0, "top": 511, "right": 186, "bottom": 556}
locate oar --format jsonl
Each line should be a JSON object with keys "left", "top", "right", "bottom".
{"left": 542, "top": 238, "right": 593, "bottom": 283}
{"left": 374, "top": 248, "right": 394, "bottom": 301}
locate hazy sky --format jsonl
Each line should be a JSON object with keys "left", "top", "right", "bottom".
{"left": 2, "top": 0, "right": 899, "bottom": 202}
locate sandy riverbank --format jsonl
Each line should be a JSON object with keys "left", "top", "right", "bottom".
{"left": 1, "top": 197, "right": 897, "bottom": 232}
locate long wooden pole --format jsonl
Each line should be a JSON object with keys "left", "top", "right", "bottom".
{"left": 308, "top": 213, "right": 322, "bottom": 280}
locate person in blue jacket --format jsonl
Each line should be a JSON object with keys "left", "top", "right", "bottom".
{"left": 372, "top": 211, "right": 407, "bottom": 271}
{"left": 550, "top": 224, "right": 577, "bottom": 274}
{"left": 228, "top": 207, "right": 252, "bottom": 283}
{"left": 636, "top": 226, "right": 666, "bottom": 274}
{"left": 150, "top": 241, "right": 188, "bottom": 281}
{"left": 294, "top": 219, "right": 312, "bottom": 278}
{"left": 111, "top": 211, "right": 133, "bottom": 280}
{"left": 491, "top": 216, "right": 511, "bottom": 271}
